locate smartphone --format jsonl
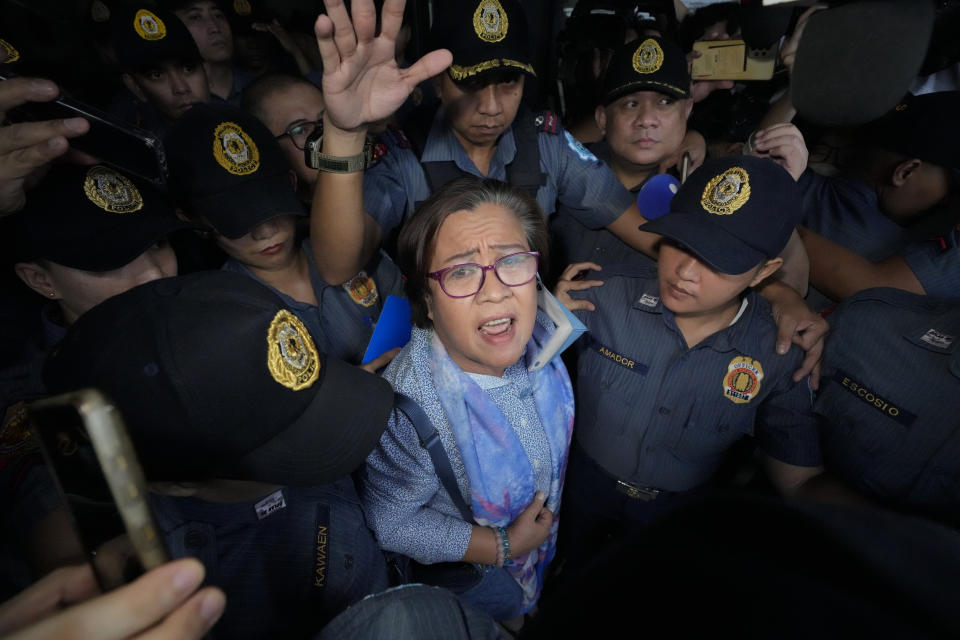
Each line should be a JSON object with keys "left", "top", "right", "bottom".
{"left": 691, "top": 39, "right": 777, "bottom": 81}
{"left": 29, "top": 389, "right": 169, "bottom": 591}
{"left": 0, "top": 72, "right": 168, "bottom": 186}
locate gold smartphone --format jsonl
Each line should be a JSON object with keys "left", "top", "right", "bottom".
{"left": 691, "top": 39, "right": 777, "bottom": 81}
{"left": 30, "top": 389, "right": 169, "bottom": 591}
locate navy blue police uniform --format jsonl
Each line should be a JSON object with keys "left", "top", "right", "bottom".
{"left": 815, "top": 287, "right": 960, "bottom": 525}
{"left": 560, "top": 157, "right": 822, "bottom": 568}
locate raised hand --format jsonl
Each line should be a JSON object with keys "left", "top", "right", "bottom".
{"left": 314, "top": 0, "right": 451, "bottom": 132}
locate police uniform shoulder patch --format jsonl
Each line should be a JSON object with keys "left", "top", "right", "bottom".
{"left": 370, "top": 142, "right": 388, "bottom": 168}
{"left": 564, "top": 130, "right": 598, "bottom": 163}
{"left": 701, "top": 166, "right": 750, "bottom": 215}
{"left": 134, "top": 9, "right": 166, "bottom": 41}
{"left": 534, "top": 111, "right": 560, "bottom": 135}
{"left": 343, "top": 271, "right": 378, "bottom": 307}
{"left": 267, "top": 310, "right": 320, "bottom": 391}
{"left": 233, "top": 0, "right": 252, "bottom": 16}
{"left": 473, "top": 0, "right": 509, "bottom": 43}
{"left": 0, "top": 39, "right": 20, "bottom": 63}
{"left": 723, "top": 356, "right": 763, "bottom": 404}
{"left": 213, "top": 121, "right": 260, "bottom": 175}
{"left": 632, "top": 38, "right": 664, "bottom": 75}
{"left": 83, "top": 166, "right": 144, "bottom": 214}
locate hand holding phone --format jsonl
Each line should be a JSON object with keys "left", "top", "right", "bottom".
{"left": 0, "top": 75, "right": 90, "bottom": 215}
{"left": 1, "top": 72, "right": 168, "bottom": 187}
{"left": 691, "top": 39, "right": 777, "bottom": 81}
{"left": 30, "top": 389, "right": 169, "bottom": 592}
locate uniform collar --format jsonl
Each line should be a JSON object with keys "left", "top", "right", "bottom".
{"left": 423, "top": 107, "right": 517, "bottom": 170}
{"left": 632, "top": 282, "right": 759, "bottom": 353}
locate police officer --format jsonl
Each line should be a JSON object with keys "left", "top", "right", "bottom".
{"left": 43, "top": 271, "right": 396, "bottom": 637}
{"left": 801, "top": 287, "right": 960, "bottom": 526}
{"left": 798, "top": 91, "right": 960, "bottom": 303}
{"left": 109, "top": 5, "right": 211, "bottom": 137}
{"left": 308, "top": 0, "right": 659, "bottom": 288}
{"left": 164, "top": 103, "right": 404, "bottom": 365}
{"left": 557, "top": 157, "right": 824, "bottom": 570}
{"left": 552, "top": 35, "right": 694, "bottom": 267}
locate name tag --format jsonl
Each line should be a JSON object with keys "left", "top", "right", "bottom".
{"left": 584, "top": 334, "right": 648, "bottom": 375}
{"left": 314, "top": 503, "right": 331, "bottom": 591}
{"left": 254, "top": 490, "right": 286, "bottom": 520}
{"left": 831, "top": 370, "right": 916, "bottom": 428}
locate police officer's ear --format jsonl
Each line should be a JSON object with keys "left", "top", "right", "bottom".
{"left": 890, "top": 157, "right": 923, "bottom": 188}
{"left": 14, "top": 261, "right": 59, "bottom": 300}
{"left": 749, "top": 257, "right": 784, "bottom": 288}
{"left": 121, "top": 73, "right": 148, "bottom": 102}
{"left": 594, "top": 104, "right": 608, "bottom": 138}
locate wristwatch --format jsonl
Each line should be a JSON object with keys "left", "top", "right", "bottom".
{"left": 304, "top": 130, "right": 375, "bottom": 173}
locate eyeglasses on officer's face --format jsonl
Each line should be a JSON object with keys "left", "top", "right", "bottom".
{"left": 275, "top": 118, "right": 323, "bottom": 150}
{"left": 428, "top": 251, "right": 540, "bottom": 298}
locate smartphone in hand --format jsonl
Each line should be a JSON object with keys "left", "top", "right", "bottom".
{"left": 30, "top": 389, "right": 169, "bottom": 591}
{"left": 1, "top": 72, "right": 168, "bottom": 186}
{"left": 691, "top": 39, "right": 777, "bottom": 81}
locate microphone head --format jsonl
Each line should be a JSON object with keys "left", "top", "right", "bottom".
{"left": 637, "top": 173, "right": 681, "bottom": 220}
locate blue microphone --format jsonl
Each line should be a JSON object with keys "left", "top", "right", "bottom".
{"left": 636, "top": 173, "right": 680, "bottom": 220}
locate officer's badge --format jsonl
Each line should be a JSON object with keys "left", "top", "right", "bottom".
{"left": 0, "top": 39, "right": 20, "bottom": 63}
{"left": 83, "top": 166, "right": 144, "bottom": 214}
{"left": 701, "top": 167, "right": 750, "bottom": 215}
{"left": 267, "top": 310, "right": 320, "bottom": 391}
{"left": 134, "top": 9, "right": 166, "bottom": 41}
{"left": 564, "top": 130, "right": 598, "bottom": 163}
{"left": 213, "top": 122, "right": 260, "bottom": 175}
{"left": 90, "top": 0, "right": 110, "bottom": 23}
{"left": 234, "top": 0, "right": 252, "bottom": 16}
{"left": 344, "top": 271, "right": 378, "bottom": 307}
{"left": 473, "top": 0, "right": 508, "bottom": 43}
{"left": 723, "top": 356, "right": 763, "bottom": 404}
{"left": 632, "top": 39, "right": 664, "bottom": 75}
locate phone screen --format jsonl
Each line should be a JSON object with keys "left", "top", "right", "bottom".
{"left": 0, "top": 73, "right": 168, "bottom": 186}
{"left": 31, "top": 399, "right": 168, "bottom": 591}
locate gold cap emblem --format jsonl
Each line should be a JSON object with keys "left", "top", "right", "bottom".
{"left": 632, "top": 38, "right": 663, "bottom": 75}
{"left": 267, "top": 310, "right": 320, "bottom": 391}
{"left": 212, "top": 122, "right": 260, "bottom": 175}
{"left": 701, "top": 167, "right": 750, "bottom": 215}
{"left": 473, "top": 0, "right": 508, "bottom": 43}
{"left": 0, "top": 39, "right": 20, "bottom": 63}
{"left": 83, "top": 166, "right": 144, "bottom": 214}
{"left": 233, "top": 0, "right": 252, "bottom": 16}
{"left": 723, "top": 356, "right": 764, "bottom": 404}
{"left": 134, "top": 9, "right": 166, "bottom": 41}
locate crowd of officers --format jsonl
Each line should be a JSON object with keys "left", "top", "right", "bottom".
{"left": 0, "top": 0, "right": 959, "bottom": 637}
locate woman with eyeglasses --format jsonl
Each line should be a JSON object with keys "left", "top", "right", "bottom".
{"left": 360, "top": 177, "right": 574, "bottom": 626}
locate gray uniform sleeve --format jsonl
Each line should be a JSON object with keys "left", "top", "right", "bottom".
{"left": 547, "top": 130, "right": 635, "bottom": 230}
{"left": 902, "top": 230, "right": 960, "bottom": 298}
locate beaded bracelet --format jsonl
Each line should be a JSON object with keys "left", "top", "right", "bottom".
{"left": 499, "top": 526, "right": 512, "bottom": 563}
{"left": 493, "top": 527, "right": 505, "bottom": 567}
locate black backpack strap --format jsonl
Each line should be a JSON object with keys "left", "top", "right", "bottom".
{"left": 506, "top": 109, "right": 549, "bottom": 199}
{"left": 393, "top": 393, "right": 475, "bottom": 523}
